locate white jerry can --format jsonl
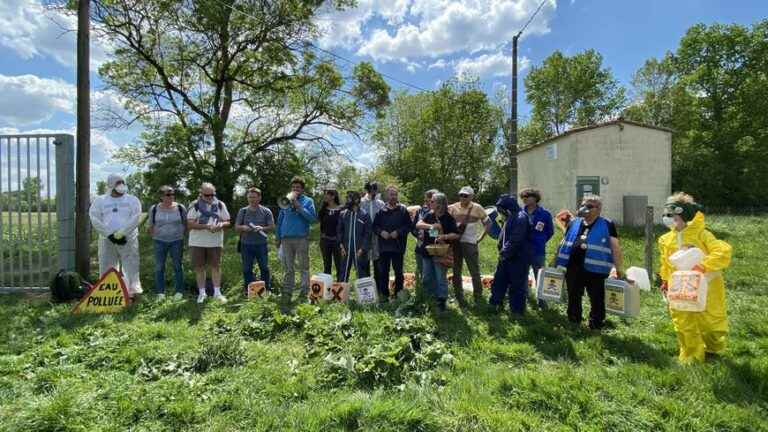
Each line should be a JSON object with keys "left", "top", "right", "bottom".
{"left": 536, "top": 267, "right": 566, "bottom": 303}
{"left": 604, "top": 278, "right": 640, "bottom": 317}
{"left": 309, "top": 273, "right": 333, "bottom": 304}
{"left": 626, "top": 267, "right": 651, "bottom": 291}
{"left": 668, "top": 270, "right": 708, "bottom": 312}
{"left": 354, "top": 277, "right": 378, "bottom": 305}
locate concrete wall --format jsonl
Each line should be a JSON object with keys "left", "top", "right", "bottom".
{"left": 517, "top": 122, "right": 672, "bottom": 225}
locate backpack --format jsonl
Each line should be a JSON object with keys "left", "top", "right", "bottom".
{"left": 151, "top": 203, "right": 187, "bottom": 225}
{"left": 49, "top": 270, "right": 90, "bottom": 303}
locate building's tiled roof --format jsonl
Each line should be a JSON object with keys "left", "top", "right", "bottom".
{"left": 516, "top": 119, "right": 674, "bottom": 155}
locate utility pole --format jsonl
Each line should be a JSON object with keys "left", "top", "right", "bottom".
{"left": 509, "top": 0, "right": 547, "bottom": 194}
{"left": 75, "top": 0, "right": 91, "bottom": 279}
{"left": 509, "top": 34, "right": 519, "bottom": 194}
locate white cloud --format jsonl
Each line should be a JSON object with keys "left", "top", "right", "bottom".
{"left": 0, "top": 74, "right": 74, "bottom": 126}
{"left": 0, "top": 74, "right": 128, "bottom": 127}
{"left": 0, "top": 0, "right": 112, "bottom": 68}
{"left": 316, "top": 0, "right": 412, "bottom": 49}
{"left": 454, "top": 52, "right": 530, "bottom": 78}
{"left": 355, "top": 0, "right": 556, "bottom": 61}
{"left": 428, "top": 59, "right": 450, "bottom": 70}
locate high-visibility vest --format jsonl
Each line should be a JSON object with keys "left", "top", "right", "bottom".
{"left": 556, "top": 217, "right": 614, "bottom": 274}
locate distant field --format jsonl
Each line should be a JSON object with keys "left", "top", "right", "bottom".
{"left": 0, "top": 211, "right": 57, "bottom": 226}
{"left": 0, "top": 212, "right": 58, "bottom": 287}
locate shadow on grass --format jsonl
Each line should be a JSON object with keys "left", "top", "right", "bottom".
{"left": 430, "top": 305, "right": 475, "bottom": 346}
{"left": 713, "top": 358, "right": 768, "bottom": 406}
{"left": 151, "top": 299, "right": 204, "bottom": 325}
{"left": 599, "top": 334, "right": 673, "bottom": 368}
{"left": 517, "top": 307, "right": 583, "bottom": 363}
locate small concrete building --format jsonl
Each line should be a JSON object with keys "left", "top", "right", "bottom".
{"left": 516, "top": 119, "right": 672, "bottom": 225}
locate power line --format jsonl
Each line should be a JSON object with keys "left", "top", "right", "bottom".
{"left": 516, "top": 0, "right": 549, "bottom": 38}
{"left": 213, "top": 0, "right": 430, "bottom": 93}
{"left": 306, "top": 43, "right": 429, "bottom": 92}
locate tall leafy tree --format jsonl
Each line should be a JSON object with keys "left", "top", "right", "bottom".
{"left": 626, "top": 20, "right": 768, "bottom": 206}
{"left": 524, "top": 49, "right": 626, "bottom": 136}
{"left": 374, "top": 79, "right": 503, "bottom": 203}
{"left": 87, "top": 0, "right": 389, "bottom": 205}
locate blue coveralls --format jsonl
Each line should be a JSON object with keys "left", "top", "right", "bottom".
{"left": 489, "top": 195, "right": 531, "bottom": 314}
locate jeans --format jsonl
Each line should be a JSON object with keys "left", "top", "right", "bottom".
{"left": 153, "top": 239, "right": 184, "bottom": 294}
{"left": 282, "top": 237, "right": 310, "bottom": 297}
{"left": 452, "top": 242, "right": 482, "bottom": 297}
{"left": 241, "top": 243, "right": 271, "bottom": 292}
{"left": 378, "top": 251, "right": 405, "bottom": 298}
{"left": 421, "top": 255, "right": 448, "bottom": 300}
{"left": 320, "top": 238, "right": 343, "bottom": 281}
{"left": 340, "top": 251, "right": 370, "bottom": 282}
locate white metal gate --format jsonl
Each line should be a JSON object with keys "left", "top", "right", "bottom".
{"left": 0, "top": 134, "right": 75, "bottom": 290}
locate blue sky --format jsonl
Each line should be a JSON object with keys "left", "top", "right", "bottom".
{"left": 0, "top": 0, "right": 765, "bottom": 188}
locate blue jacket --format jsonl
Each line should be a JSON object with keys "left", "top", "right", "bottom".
{"left": 496, "top": 195, "right": 531, "bottom": 264}
{"left": 276, "top": 194, "right": 317, "bottom": 240}
{"left": 525, "top": 205, "right": 554, "bottom": 257}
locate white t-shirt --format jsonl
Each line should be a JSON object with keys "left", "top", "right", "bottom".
{"left": 448, "top": 202, "right": 490, "bottom": 244}
{"left": 187, "top": 200, "right": 231, "bottom": 248}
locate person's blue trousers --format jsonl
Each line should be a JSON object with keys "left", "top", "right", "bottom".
{"left": 421, "top": 255, "right": 448, "bottom": 300}
{"left": 489, "top": 256, "right": 529, "bottom": 314}
{"left": 154, "top": 239, "right": 185, "bottom": 294}
{"left": 241, "top": 243, "right": 271, "bottom": 292}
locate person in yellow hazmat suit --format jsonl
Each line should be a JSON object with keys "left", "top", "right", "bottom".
{"left": 658, "top": 192, "right": 732, "bottom": 363}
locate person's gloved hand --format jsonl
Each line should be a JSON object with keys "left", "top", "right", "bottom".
{"left": 113, "top": 229, "right": 126, "bottom": 240}
{"left": 692, "top": 264, "right": 706, "bottom": 274}
{"left": 107, "top": 233, "right": 127, "bottom": 245}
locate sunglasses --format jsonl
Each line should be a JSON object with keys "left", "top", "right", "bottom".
{"left": 202, "top": 193, "right": 215, "bottom": 198}
{"left": 662, "top": 213, "right": 675, "bottom": 218}
{"left": 459, "top": 194, "right": 469, "bottom": 198}
{"left": 582, "top": 203, "right": 596, "bottom": 210}
{"left": 164, "top": 193, "right": 175, "bottom": 197}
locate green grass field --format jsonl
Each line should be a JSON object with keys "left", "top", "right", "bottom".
{"left": 1, "top": 215, "right": 766, "bottom": 431}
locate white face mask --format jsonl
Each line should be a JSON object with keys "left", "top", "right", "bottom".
{"left": 662, "top": 215, "right": 676, "bottom": 228}
{"left": 114, "top": 184, "right": 128, "bottom": 195}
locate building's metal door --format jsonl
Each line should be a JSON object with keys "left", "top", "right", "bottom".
{"left": 576, "top": 176, "right": 601, "bottom": 205}
{"left": 0, "top": 134, "right": 75, "bottom": 290}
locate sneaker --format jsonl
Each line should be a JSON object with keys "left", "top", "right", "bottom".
{"left": 156, "top": 293, "right": 166, "bottom": 302}
{"left": 173, "top": 292, "right": 184, "bottom": 300}
{"left": 214, "top": 294, "right": 228, "bottom": 304}
{"left": 197, "top": 293, "right": 207, "bottom": 304}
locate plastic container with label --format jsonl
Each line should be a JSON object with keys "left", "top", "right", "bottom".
{"left": 309, "top": 273, "right": 333, "bottom": 304}
{"left": 604, "top": 278, "right": 640, "bottom": 317}
{"left": 247, "top": 281, "right": 267, "bottom": 298}
{"left": 355, "top": 277, "right": 378, "bottom": 305}
{"left": 536, "top": 267, "right": 566, "bottom": 303}
{"left": 668, "top": 270, "right": 708, "bottom": 312}
{"left": 327, "top": 282, "right": 350, "bottom": 303}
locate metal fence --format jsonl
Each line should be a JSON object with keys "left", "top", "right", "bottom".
{"left": 0, "top": 134, "right": 75, "bottom": 290}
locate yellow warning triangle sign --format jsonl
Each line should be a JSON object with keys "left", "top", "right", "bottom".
{"left": 72, "top": 268, "right": 130, "bottom": 314}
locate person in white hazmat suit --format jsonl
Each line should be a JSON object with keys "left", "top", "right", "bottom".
{"left": 89, "top": 173, "right": 143, "bottom": 298}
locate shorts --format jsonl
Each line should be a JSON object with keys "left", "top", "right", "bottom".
{"left": 190, "top": 246, "right": 222, "bottom": 269}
